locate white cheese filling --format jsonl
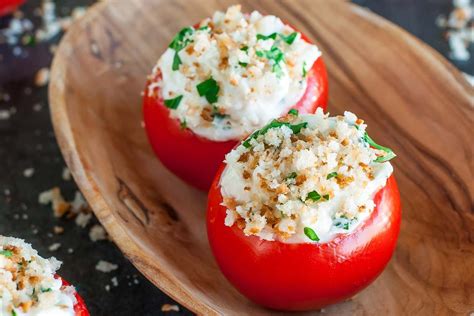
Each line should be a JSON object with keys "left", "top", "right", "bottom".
{"left": 220, "top": 109, "right": 394, "bottom": 243}
{"left": 0, "top": 236, "right": 76, "bottom": 316}
{"left": 149, "top": 5, "right": 321, "bottom": 141}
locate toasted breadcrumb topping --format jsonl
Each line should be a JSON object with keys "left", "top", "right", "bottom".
{"left": 148, "top": 5, "right": 321, "bottom": 141}
{"left": 220, "top": 109, "right": 394, "bottom": 243}
{"left": 0, "top": 236, "right": 76, "bottom": 315}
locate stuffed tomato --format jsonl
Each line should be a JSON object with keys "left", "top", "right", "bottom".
{"left": 143, "top": 5, "right": 328, "bottom": 190}
{"left": 0, "top": 236, "right": 89, "bottom": 316}
{"left": 207, "top": 109, "right": 400, "bottom": 311}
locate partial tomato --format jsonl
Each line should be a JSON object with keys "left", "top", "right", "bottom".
{"left": 0, "top": 0, "right": 24, "bottom": 16}
{"left": 143, "top": 51, "right": 327, "bottom": 191}
{"left": 59, "top": 276, "right": 90, "bottom": 316}
{"left": 207, "top": 170, "right": 401, "bottom": 311}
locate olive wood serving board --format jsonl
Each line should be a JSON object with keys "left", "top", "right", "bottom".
{"left": 49, "top": 0, "right": 474, "bottom": 314}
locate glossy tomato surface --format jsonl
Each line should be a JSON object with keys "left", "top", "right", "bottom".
{"left": 143, "top": 32, "right": 328, "bottom": 191}
{"left": 207, "top": 169, "right": 401, "bottom": 311}
{"left": 60, "top": 277, "right": 90, "bottom": 316}
{"left": 0, "top": 0, "right": 24, "bottom": 16}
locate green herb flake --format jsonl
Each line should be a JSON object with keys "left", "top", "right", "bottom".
{"left": 163, "top": 95, "right": 183, "bottom": 110}
{"left": 288, "top": 109, "right": 299, "bottom": 116}
{"left": 196, "top": 77, "right": 220, "bottom": 104}
{"left": 255, "top": 46, "right": 285, "bottom": 76}
{"left": 238, "top": 62, "right": 248, "bottom": 67}
{"left": 286, "top": 172, "right": 297, "bottom": 180}
{"left": 198, "top": 25, "right": 210, "bottom": 31}
{"left": 279, "top": 32, "right": 298, "bottom": 45}
{"left": 240, "top": 46, "right": 249, "bottom": 52}
{"left": 363, "top": 132, "right": 396, "bottom": 163}
{"left": 302, "top": 61, "right": 307, "bottom": 78}
{"left": 289, "top": 122, "right": 307, "bottom": 134}
{"left": 180, "top": 119, "right": 187, "bottom": 130}
{"left": 304, "top": 227, "right": 320, "bottom": 241}
{"left": 172, "top": 52, "right": 182, "bottom": 71}
{"left": 12, "top": 309, "right": 17, "bottom": 316}
{"left": 323, "top": 194, "right": 330, "bottom": 200}
{"left": 326, "top": 172, "right": 338, "bottom": 180}
{"left": 256, "top": 33, "right": 277, "bottom": 41}
{"left": 242, "top": 119, "right": 307, "bottom": 148}
{"left": 0, "top": 250, "right": 13, "bottom": 258}
{"left": 168, "top": 27, "right": 194, "bottom": 51}
{"left": 41, "top": 288, "right": 52, "bottom": 293}
{"left": 306, "top": 190, "right": 321, "bottom": 202}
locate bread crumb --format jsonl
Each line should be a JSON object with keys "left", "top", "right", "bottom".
{"left": 62, "top": 167, "right": 71, "bottom": 181}
{"left": 75, "top": 212, "right": 92, "bottom": 228}
{"left": 111, "top": 277, "right": 118, "bottom": 287}
{"left": 35, "top": 67, "right": 50, "bottom": 86}
{"left": 48, "top": 243, "right": 61, "bottom": 251}
{"left": 95, "top": 260, "right": 118, "bottom": 273}
{"left": 161, "top": 304, "right": 180, "bottom": 312}
{"left": 53, "top": 226, "right": 64, "bottom": 234}
{"left": 23, "top": 167, "right": 35, "bottom": 178}
{"left": 38, "top": 187, "right": 71, "bottom": 218}
{"left": 89, "top": 224, "right": 107, "bottom": 242}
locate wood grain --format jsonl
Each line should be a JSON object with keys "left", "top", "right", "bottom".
{"left": 48, "top": 0, "right": 474, "bottom": 314}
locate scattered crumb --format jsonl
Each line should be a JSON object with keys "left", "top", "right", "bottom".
{"left": 38, "top": 187, "right": 71, "bottom": 217}
{"left": 48, "top": 243, "right": 61, "bottom": 251}
{"left": 75, "top": 212, "right": 92, "bottom": 228}
{"left": 161, "top": 304, "right": 180, "bottom": 312}
{"left": 105, "top": 285, "right": 110, "bottom": 291}
{"left": 21, "top": 214, "right": 28, "bottom": 220}
{"left": 53, "top": 226, "right": 64, "bottom": 234}
{"left": 33, "top": 103, "right": 43, "bottom": 112}
{"left": 111, "top": 277, "right": 118, "bottom": 287}
{"left": 32, "top": 228, "right": 39, "bottom": 235}
{"left": 70, "top": 191, "right": 89, "bottom": 214}
{"left": 0, "top": 110, "right": 11, "bottom": 120}
{"left": 23, "top": 167, "right": 35, "bottom": 178}
{"left": 13, "top": 214, "right": 20, "bottom": 220}
{"left": 67, "top": 248, "right": 74, "bottom": 254}
{"left": 35, "top": 67, "right": 50, "bottom": 86}
{"left": 62, "top": 167, "right": 71, "bottom": 181}
{"left": 95, "top": 260, "right": 118, "bottom": 273}
{"left": 89, "top": 224, "right": 107, "bottom": 242}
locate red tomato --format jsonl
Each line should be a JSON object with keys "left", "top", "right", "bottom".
{"left": 0, "top": 0, "right": 24, "bottom": 16}
{"left": 143, "top": 32, "right": 328, "bottom": 191}
{"left": 59, "top": 276, "right": 90, "bottom": 316}
{"left": 207, "top": 170, "right": 401, "bottom": 311}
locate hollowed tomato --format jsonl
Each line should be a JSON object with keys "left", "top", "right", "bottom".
{"left": 207, "top": 168, "right": 401, "bottom": 311}
{"left": 143, "top": 29, "right": 328, "bottom": 191}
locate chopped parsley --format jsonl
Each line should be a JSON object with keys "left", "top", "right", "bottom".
{"left": 163, "top": 95, "right": 183, "bottom": 109}
{"left": 334, "top": 216, "right": 354, "bottom": 230}
{"left": 279, "top": 32, "right": 298, "bottom": 45}
{"left": 323, "top": 194, "right": 330, "bottom": 200}
{"left": 196, "top": 77, "right": 220, "bottom": 104}
{"left": 169, "top": 27, "right": 194, "bottom": 71}
{"left": 240, "top": 45, "right": 249, "bottom": 52}
{"left": 238, "top": 62, "right": 248, "bottom": 67}
{"left": 288, "top": 108, "right": 299, "bottom": 116}
{"left": 286, "top": 172, "right": 297, "bottom": 180}
{"left": 363, "top": 132, "right": 396, "bottom": 162}
{"left": 256, "top": 33, "right": 277, "bottom": 40}
{"left": 180, "top": 119, "right": 187, "bottom": 130}
{"left": 12, "top": 309, "right": 17, "bottom": 316}
{"left": 326, "top": 172, "right": 338, "bottom": 180}
{"left": 41, "top": 288, "right": 52, "bottom": 293}
{"left": 304, "top": 227, "right": 320, "bottom": 241}
{"left": 198, "top": 25, "right": 210, "bottom": 31}
{"left": 256, "top": 46, "right": 285, "bottom": 77}
{"left": 211, "top": 105, "right": 228, "bottom": 120}
{"left": 242, "top": 119, "right": 307, "bottom": 148}
{"left": 306, "top": 190, "right": 321, "bottom": 202}
{"left": 302, "top": 61, "right": 307, "bottom": 78}
{"left": 0, "top": 250, "right": 13, "bottom": 257}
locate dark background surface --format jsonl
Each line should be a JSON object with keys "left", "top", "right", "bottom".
{"left": 0, "top": 1, "right": 471, "bottom": 315}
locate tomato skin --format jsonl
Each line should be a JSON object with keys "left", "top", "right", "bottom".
{"left": 59, "top": 276, "right": 90, "bottom": 316}
{"left": 207, "top": 168, "right": 401, "bottom": 311}
{"left": 0, "top": 0, "right": 24, "bottom": 16}
{"left": 143, "top": 56, "right": 328, "bottom": 191}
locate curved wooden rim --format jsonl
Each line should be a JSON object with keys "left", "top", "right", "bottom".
{"left": 48, "top": 1, "right": 218, "bottom": 315}
{"left": 48, "top": 1, "right": 473, "bottom": 314}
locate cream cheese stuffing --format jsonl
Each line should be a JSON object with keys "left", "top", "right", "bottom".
{"left": 220, "top": 109, "right": 396, "bottom": 243}
{"left": 0, "top": 236, "right": 76, "bottom": 316}
{"left": 149, "top": 5, "right": 321, "bottom": 141}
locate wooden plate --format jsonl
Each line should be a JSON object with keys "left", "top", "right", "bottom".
{"left": 49, "top": 0, "right": 474, "bottom": 314}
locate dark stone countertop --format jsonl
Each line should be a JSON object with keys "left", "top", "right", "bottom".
{"left": 0, "top": 1, "right": 471, "bottom": 315}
